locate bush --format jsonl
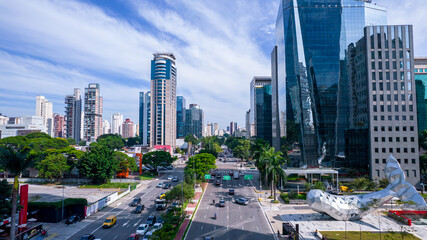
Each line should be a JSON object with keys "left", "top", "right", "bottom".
{"left": 297, "top": 194, "right": 306, "bottom": 200}
{"left": 280, "top": 193, "right": 290, "bottom": 204}
{"left": 288, "top": 191, "right": 298, "bottom": 199}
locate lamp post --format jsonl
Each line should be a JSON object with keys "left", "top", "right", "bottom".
{"left": 62, "top": 185, "right": 65, "bottom": 221}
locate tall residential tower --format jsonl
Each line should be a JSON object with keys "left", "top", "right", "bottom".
{"left": 83, "top": 83, "right": 103, "bottom": 142}
{"left": 65, "top": 88, "right": 82, "bottom": 142}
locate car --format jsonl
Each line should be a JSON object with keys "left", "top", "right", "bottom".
{"left": 229, "top": 172, "right": 233, "bottom": 176}
{"left": 216, "top": 174, "right": 221, "bottom": 178}
{"left": 80, "top": 234, "right": 96, "bottom": 240}
{"left": 171, "top": 202, "right": 180, "bottom": 208}
{"left": 162, "top": 183, "right": 171, "bottom": 189}
{"left": 218, "top": 199, "right": 226, "bottom": 207}
{"left": 146, "top": 215, "right": 157, "bottom": 226}
{"left": 136, "top": 224, "right": 149, "bottom": 235}
{"left": 134, "top": 204, "right": 144, "bottom": 214}
{"left": 157, "top": 216, "right": 165, "bottom": 224}
{"left": 130, "top": 197, "right": 142, "bottom": 207}
{"left": 152, "top": 223, "right": 163, "bottom": 232}
{"left": 167, "top": 175, "right": 174, "bottom": 180}
{"left": 172, "top": 177, "right": 179, "bottom": 182}
{"left": 128, "top": 233, "right": 140, "bottom": 240}
{"left": 157, "top": 192, "right": 166, "bottom": 199}
{"left": 65, "top": 214, "right": 81, "bottom": 224}
{"left": 102, "top": 215, "right": 116, "bottom": 228}
{"left": 236, "top": 198, "right": 249, "bottom": 205}
{"left": 215, "top": 180, "right": 221, "bottom": 186}
{"left": 240, "top": 172, "right": 244, "bottom": 176}
{"left": 142, "top": 231, "right": 153, "bottom": 240}
{"left": 229, "top": 189, "right": 235, "bottom": 195}
{"left": 156, "top": 183, "right": 163, "bottom": 188}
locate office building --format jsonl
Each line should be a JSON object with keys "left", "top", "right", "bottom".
{"left": 245, "top": 110, "right": 250, "bottom": 139}
{"left": 103, "top": 120, "right": 111, "bottom": 135}
{"left": 122, "top": 118, "right": 134, "bottom": 138}
{"left": 414, "top": 58, "right": 427, "bottom": 132}
{"left": 185, "top": 104, "right": 204, "bottom": 139}
{"left": 346, "top": 25, "right": 419, "bottom": 185}
{"left": 83, "top": 83, "right": 103, "bottom": 142}
{"left": 111, "top": 113, "right": 123, "bottom": 136}
{"left": 274, "top": 0, "right": 387, "bottom": 166}
{"left": 250, "top": 76, "right": 272, "bottom": 144}
{"left": 229, "top": 122, "right": 237, "bottom": 136}
{"left": 177, "top": 96, "right": 186, "bottom": 138}
{"left": 150, "top": 53, "right": 177, "bottom": 148}
{"left": 36, "top": 96, "right": 53, "bottom": 137}
{"left": 53, "top": 114, "right": 65, "bottom": 138}
{"left": 0, "top": 114, "right": 8, "bottom": 126}
{"left": 139, "top": 91, "right": 151, "bottom": 146}
{"left": 271, "top": 46, "right": 281, "bottom": 150}
{"left": 65, "top": 88, "right": 82, "bottom": 142}
{"left": 0, "top": 116, "right": 47, "bottom": 139}
{"left": 7, "top": 117, "right": 22, "bottom": 125}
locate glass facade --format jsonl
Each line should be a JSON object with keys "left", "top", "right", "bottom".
{"left": 250, "top": 77, "right": 272, "bottom": 143}
{"left": 139, "top": 91, "right": 151, "bottom": 146}
{"left": 275, "top": 0, "right": 386, "bottom": 166}
{"left": 176, "top": 96, "right": 186, "bottom": 138}
{"left": 415, "top": 73, "right": 427, "bottom": 132}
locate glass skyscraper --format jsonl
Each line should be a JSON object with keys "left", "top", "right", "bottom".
{"left": 249, "top": 77, "right": 272, "bottom": 144}
{"left": 414, "top": 58, "right": 427, "bottom": 132}
{"left": 139, "top": 91, "right": 151, "bottom": 146}
{"left": 274, "top": 0, "right": 386, "bottom": 166}
{"left": 177, "top": 96, "right": 186, "bottom": 138}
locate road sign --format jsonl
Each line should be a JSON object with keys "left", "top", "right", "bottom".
{"left": 223, "top": 175, "right": 231, "bottom": 181}
{"left": 244, "top": 175, "right": 253, "bottom": 180}
{"left": 205, "top": 174, "right": 211, "bottom": 179}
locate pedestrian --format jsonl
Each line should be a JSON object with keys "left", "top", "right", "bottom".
{"left": 278, "top": 230, "right": 280, "bottom": 237}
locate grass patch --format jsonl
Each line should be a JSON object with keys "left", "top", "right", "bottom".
{"left": 139, "top": 172, "right": 157, "bottom": 180}
{"left": 79, "top": 182, "right": 138, "bottom": 189}
{"left": 321, "top": 231, "right": 421, "bottom": 240}
{"left": 421, "top": 193, "right": 427, "bottom": 198}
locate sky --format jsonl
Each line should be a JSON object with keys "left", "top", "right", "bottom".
{"left": 0, "top": 0, "right": 425, "bottom": 130}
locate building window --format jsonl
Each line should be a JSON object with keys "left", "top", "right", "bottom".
{"left": 396, "top": 148, "right": 400, "bottom": 153}
{"left": 374, "top": 116, "right": 378, "bottom": 121}
{"left": 413, "top": 170, "right": 416, "bottom": 178}
{"left": 389, "top": 148, "right": 393, "bottom": 153}
{"left": 396, "top": 137, "right": 400, "bottom": 142}
{"left": 375, "top": 159, "right": 379, "bottom": 164}
{"left": 412, "top": 159, "right": 416, "bottom": 164}
{"left": 374, "top": 126, "right": 378, "bottom": 131}
{"left": 410, "top": 126, "right": 414, "bottom": 131}
{"left": 374, "top": 137, "right": 378, "bottom": 142}
{"left": 404, "top": 148, "right": 408, "bottom": 153}
{"left": 382, "top": 148, "right": 386, "bottom": 153}
{"left": 405, "top": 170, "right": 409, "bottom": 177}
{"left": 381, "top": 126, "right": 385, "bottom": 131}
{"left": 404, "top": 159, "right": 408, "bottom": 164}
{"left": 389, "top": 137, "right": 393, "bottom": 142}
{"left": 382, "top": 137, "right": 386, "bottom": 142}
{"left": 375, "top": 148, "right": 379, "bottom": 153}
{"left": 411, "top": 137, "right": 415, "bottom": 142}
{"left": 382, "top": 159, "right": 386, "bottom": 164}
{"left": 411, "top": 148, "right": 415, "bottom": 153}
{"left": 403, "top": 137, "right": 407, "bottom": 142}
{"left": 376, "top": 170, "right": 380, "bottom": 177}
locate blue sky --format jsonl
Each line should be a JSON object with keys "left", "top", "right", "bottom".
{"left": 0, "top": 0, "right": 425, "bottom": 129}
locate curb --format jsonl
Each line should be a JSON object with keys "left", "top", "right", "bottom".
{"left": 182, "top": 187, "right": 206, "bottom": 240}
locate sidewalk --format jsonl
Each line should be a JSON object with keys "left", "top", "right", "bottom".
{"left": 174, "top": 187, "right": 203, "bottom": 240}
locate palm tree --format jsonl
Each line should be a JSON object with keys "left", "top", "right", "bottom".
{"left": 184, "top": 134, "right": 198, "bottom": 156}
{"left": 260, "top": 147, "right": 287, "bottom": 200}
{"left": 0, "top": 144, "right": 36, "bottom": 240}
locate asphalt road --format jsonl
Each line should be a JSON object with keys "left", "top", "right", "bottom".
{"left": 68, "top": 167, "right": 184, "bottom": 240}
{"left": 185, "top": 158, "right": 274, "bottom": 240}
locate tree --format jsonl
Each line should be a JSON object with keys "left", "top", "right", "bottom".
{"left": 0, "top": 179, "right": 12, "bottom": 222}
{"left": 142, "top": 151, "right": 174, "bottom": 169}
{"left": 37, "top": 154, "right": 69, "bottom": 181}
{"left": 66, "top": 138, "right": 76, "bottom": 145}
{"left": 77, "top": 144, "right": 118, "bottom": 184}
{"left": 184, "top": 153, "right": 216, "bottom": 181}
{"left": 114, "top": 152, "right": 137, "bottom": 174}
{"left": 165, "top": 183, "right": 195, "bottom": 203}
{"left": 184, "top": 134, "right": 198, "bottom": 155}
{"left": 200, "top": 137, "right": 222, "bottom": 158}
{"left": 420, "top": 154, "right": 427, "bottom": 175}
{"left": 96, "top": 134, "right": 124, "bottom": 150}
{"left": 125, "top": 137, "right": 142, "bottom": 147}
{"left": 419, "top": 130, "right": 427, "bottom": 150}
{"left": 0, "top": 145, "right": 36, "bottom": 240}
{"left": 78, "top": 140, "right": 87, "bottom": 146}
{"left": 262, "top": 147, "right": 287, "bottom": 200}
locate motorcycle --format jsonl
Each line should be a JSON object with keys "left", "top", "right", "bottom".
{"left": 213, "top": 213, "right": 217, "bottom": 220}
{"left": 41, "top": 229, "right": 47, "bottom": 236}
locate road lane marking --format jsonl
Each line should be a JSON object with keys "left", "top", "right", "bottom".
{"left": 113, "top": 235, "right": 118, "bottom": 240}
{"left": 134, "top": 219, "right": 141, "bottom": 226}
{"left": 257, "top": 226, "right": 259, "bottom": 231}
{"left": 201, "top": 225, "right": 204, "bottom": 230}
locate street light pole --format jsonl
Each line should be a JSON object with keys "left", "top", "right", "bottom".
{"left": 62, "top": 185, "right": 65, "bottom": 221}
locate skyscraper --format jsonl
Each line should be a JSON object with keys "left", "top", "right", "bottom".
{"left": 53, "top": 113, "right": 65, "bottom": 138}
{"left": 122, "top": 118, "right": 134, "bottom": 138}
{"left": 345, "top": 25, "right": 419, "bottom": 185}
{"left": 83, "top": 83, "right": 103, "bottom": 142}
{"left": 250, "top": 76, "right": 272, "bottom": 144}
{"left": 139, "top": 91, "right": 151, "bottom": 146}
{"left": 414, "top": 58, "right": 427, "bottom": 132}
{"left": 36, "top": 95, "right": 53, "bottom": 136}
{"left": 65, "top": 88, "right": 82, "bottom": 143}
{"left": 150, "top": 53, "right": 177, "bottom": 148}
{"left": 229, "top": 122, "right": 237, "bottom": 136}
{"left": 103, "top": 120, "right": 111, "bottom": 135}
{"left": 177, "top": 96, "right": 186, "bottom": 138}
{"left": 274, "top": 0, "right": 387, "bottom": 166}
{"left": 111, "top": 113, "right": 123, "bottom": 135}
{"left": 185, "top": 104, "right": 204, "bottom": 139}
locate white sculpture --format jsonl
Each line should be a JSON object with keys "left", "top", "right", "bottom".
{"left": 307, "top": 155, "right": 427, "bottom": 221}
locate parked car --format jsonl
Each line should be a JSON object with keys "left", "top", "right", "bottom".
{"left": 218, "top": 198, "right": 226, "bottom": 207}
{"left": 152, "top": 223, "right": 163, "bottom": 232}
{"left": 157, "top": 192, "right": 166, "bottom": 199}
{"left": 162, "top": 183, "right": 171, "bottom": 189}
{"left": 146, "top": 215, "right": 157, "bottom": 226}
{"left": 103, "top": 215, "right": 117, "bottom": 228}
{"left": 134, "top": 204, "right": 144, "bottom": 214}
{"left": 156, "top": 183, "right": 163, "bottom": 188}
{"left": 167, "top": 175, "right": 174, "bottom": 180}
{"left": 128, "top": 233, "right": 140, "bottom": 240}
{"left": 65, "top": 214, "right": 81, "bottom": 225}
{"left": 236, "top": 198, "right": 249, "bottom": 205}
{"left": 172, "top": 177, "right": 179, "bottom": 182}
{"left": 142, "top": 231, "right": 153, "bottom": 240}
{"left": 136, "top": 224, "right": 149, "bottom": 235}
{"left": 130, "top": 197, "right": 142, "bottom": 207}
{"left": 157, "top": 216, "right": 165, "bottom": 224}
{"left": 80, "top": 234, "right": 96, "bottom": 240}
{"left": 229, "top": 189, "right": 235, "bottom": 195}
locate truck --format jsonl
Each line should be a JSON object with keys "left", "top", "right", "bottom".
{"left": 233, "top": 171, "right": 239, "bottom": 179}
{"left": 155, "top": 198, "right": 166, "bottom": 210}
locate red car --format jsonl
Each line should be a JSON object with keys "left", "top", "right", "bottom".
{"left": 128, "top": 233, "right": 140, "bottom": 240}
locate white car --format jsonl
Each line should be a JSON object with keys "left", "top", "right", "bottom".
{"left": 167, "top": 175, "right": 174, "bottom": 180}
{"left": 156, "top": 183, "right": 163, "bottom": 188}
{"left": 152, "top": 223, "right": 163, "bottom": 232}
{"left": 136, "top": 223, "right": 149, "bottom": 235}
{"left": 143, "top": 231, "right": 153, "bottom": 240}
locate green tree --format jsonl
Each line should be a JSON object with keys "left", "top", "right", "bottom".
{"left": 0, "top": 179, "right": 12, "bottom": 221}
{"left": 125, "top": 137, "right": 142, "bottom": 147}
{"left": 142, "top": 151, "right": 174, "bottom": 169}
{"left": 96, "top": 134, "right": 124, "bottom": 150}
{"left": 200, "top": 137, "right": 222, "bottom": 157}
{"left": 43, "top": 146, "right": 83, "bottom": 173}
{"left": 114, "top": 152, "right": 137, "bottom": 174}
{"left": 77, "top": 144, "right": 118, "bottom": 184}
{"left": 165, "top": 183, "right": 195, "bottom": 203}
{"left": 419, "top": 130, "right": 427, "bottom": 150}
{"left": 420, "top": 154, "right": 427, "bottom": 175}
{"left": 184, "top": 134, "right": 198, "bottom": 155}
{"left": 184, "top": 153, "right": 216, "bottom": 181}
{"left": 261, "top": 147, "right": 287, "bottom": 200}
{"left": 66, "top": 138, "right": 76, "bottom": 145}
{"left": 0, "top": 145, "right": 36, "bottom": 240}
{"left": 37, "top": 154, "right": 70, "bottom": 181}
{"left": 78, "top": 140, "right": 87, "bottom": 146}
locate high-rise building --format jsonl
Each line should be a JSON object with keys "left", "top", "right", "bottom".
{"left": 36, "top": 96, "right": 53, "bottom": 136}
{"left": 245, "top": 110, "right": 250, "bottom": 138}
{"left": 185, "top": 104, "right": 204, "bottom": 139}
{"left": 122, "top": 118, "right": 134, "bottom": 138}
{"left": 83, "top": 83, "right": 103, "bottom": 142}
{"left": 53, "top": 114, "right": 65, "bottom": 138}
{"left": 229, "top": 122, "right": 238, "bottom": 136}
{"left": 274, "top": 0, "right": 387, "bottom": 167}
{"left": 177, "top": 96, "right": 186, "bottom": 138}
{"left": 7, "top": 117, "right": 22, "bottom": 125}
{"left": 103, "top": 120, "right": 111, "bottom": 135}
{"left": 414, "top": 58, "right": 427, "bottom": 132}
{"left": 271, "top": 46, "right": 281, "bottom": 150}
{"left": 139, "top": 91, "right": 151, "bottom": 146}
{"left": 64, "top": 88, "right": 82, "bottom": 143}
{"left": 346, "top": 25, "right": 419, "bottom": 185}
{"left": 150, "top": 53, "right": 177, "bottom": 148}
{"left": 206, "top": 122, "right": 213, "bottom": 137}
{"left": 250, "top": 76, "right": 272, "bottom": 144}
{"left": 111, "top": 113, "right": 124, "bottom": 136}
